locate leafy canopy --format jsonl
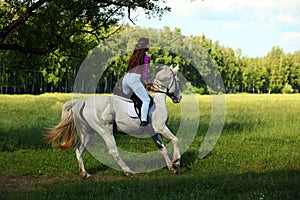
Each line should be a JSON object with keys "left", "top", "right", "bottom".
{"left": 0, "top": 0, "right": 170, "bottom": 55}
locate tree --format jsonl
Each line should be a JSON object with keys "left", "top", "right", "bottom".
{"left": 290, "top": 51, "right": 300, "bottom": 93}
{"left": 1, "top": 22, "right": 300, "bottom": 94}
{"left": 0, "top": 0, "right": 170, "bottom": 55}
{"left": 265, "top": 46, "right": 285, "bottom": 93}
{"left": 243, "top": 57, "right": 268, "bottom": 93}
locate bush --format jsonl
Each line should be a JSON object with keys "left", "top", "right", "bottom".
{"left": 282, "top": 83, "right": 294, "bottom": 94}
{"left": 182, "top": 82, "right": 207, "bottom": 94}
{"left": 182, "top": 82, "right": 194, "bottom": 94}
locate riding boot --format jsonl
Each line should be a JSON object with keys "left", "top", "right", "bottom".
{"left": 140, "top": 121, "right": 149, "bottom": 127}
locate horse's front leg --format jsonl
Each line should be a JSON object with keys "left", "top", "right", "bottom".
{"left": 151, "top": 134, "right": 173, "bottom": 170}
{"left": 158, "top": 126, "right": 180, "bottom": 173}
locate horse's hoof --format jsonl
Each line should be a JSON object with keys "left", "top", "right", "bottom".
{"left": 171, "top": 163, "right": 180, "bottom": 175}
{"left": 172, "top": 163, "right": 180, "bottom": 170}
{"left": 171, "top": 167, "right": 179, "bottom": 175}
{"left": 81, "top": 172, "right": 91, "bottom": 179}
{"left": 124, "top": 171, "right": 135, "bottom": 177}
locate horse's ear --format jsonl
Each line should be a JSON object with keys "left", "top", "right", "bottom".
{"left": 169, "top": 64, "right": 173, "bottom": 69}
{"left": 173, "top": 64, "right": 179, "bottom": 72}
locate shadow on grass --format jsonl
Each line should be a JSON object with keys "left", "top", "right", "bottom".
{"left": 0, "top": 126, "right": 50, "bottom": 151}
{"left": 87, "top": 165, "right": 111, "bottom": 175}
{"left": 222, "top": 121, "right": 259, "bottom": 134}
{"left": 1, "top": 169, "right": 299, "bottom": 199}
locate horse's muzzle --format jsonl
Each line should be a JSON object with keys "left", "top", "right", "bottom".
{"left": 173, "top": 95, "right": 182, "bottom": 103}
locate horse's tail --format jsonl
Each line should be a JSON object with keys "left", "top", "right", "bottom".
{"left": 45, "top": 100, "right": 79, "bottom": 150}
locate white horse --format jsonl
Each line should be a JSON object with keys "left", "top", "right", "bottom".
{"left": 45, "top": 65, "right": 182, "bottom": 178}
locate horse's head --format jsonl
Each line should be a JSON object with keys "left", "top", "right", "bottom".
{"left": 152, "top": 65, "right": 182, "bottom": 103}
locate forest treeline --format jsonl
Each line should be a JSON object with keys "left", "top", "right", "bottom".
{"left": 1, "top": 25, "right": 300, "bottom": 94}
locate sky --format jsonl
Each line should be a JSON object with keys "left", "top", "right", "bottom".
{"left": 128, "top": 0, "right": 300, "bottom": 57}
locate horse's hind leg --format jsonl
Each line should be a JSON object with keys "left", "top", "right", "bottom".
{"left": 101, "top": 131, "right": 134, "bottom": 176}
{"left": 88, "top": 120, "right": 134, "bottom": 176}
{"left": 75, "top": 131, "right": 92, "bottom": 178}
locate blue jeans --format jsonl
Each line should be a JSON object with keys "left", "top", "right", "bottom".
{"left": 122, "top": 73, "right": 150, "bottom": 121}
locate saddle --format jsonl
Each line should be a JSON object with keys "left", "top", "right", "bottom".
{"left": 129, "top": 93, "right": 154, "bottom": 122}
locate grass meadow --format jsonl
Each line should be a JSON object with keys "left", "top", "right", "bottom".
{"left": 0, "top": 93, "right": 299, "bottom": 199}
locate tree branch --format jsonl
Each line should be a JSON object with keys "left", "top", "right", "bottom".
{"left": 0, "top": 0, "right": 48, "bottom": 43}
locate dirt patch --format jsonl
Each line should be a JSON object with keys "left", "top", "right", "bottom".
{"left": 0, "top": 173, "right": 130, "bottom": 191}
{"left": 0, "top": 175, "right": 79, "bottom": 191}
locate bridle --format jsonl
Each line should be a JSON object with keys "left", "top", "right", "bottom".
{"left": 151, "top": 69, "right": 179, "bottom": 101}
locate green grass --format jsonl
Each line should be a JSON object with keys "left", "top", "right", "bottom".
{"left": 0, "top": 93, "right": 299, "bottom": 199}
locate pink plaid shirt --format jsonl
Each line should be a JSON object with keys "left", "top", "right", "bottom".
{"left": 130, "top": 54, "right": 150, "bottom": 82}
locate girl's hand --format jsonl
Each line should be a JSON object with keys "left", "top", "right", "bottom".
{"left": 145, "top": 84, "right": 151, "bottom": 90}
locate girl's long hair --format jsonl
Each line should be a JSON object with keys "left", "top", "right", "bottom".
{"left": 127, "top": 38, "right": 149, "bottom": 72}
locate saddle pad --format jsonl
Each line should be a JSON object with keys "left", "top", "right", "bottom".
{"left": 125, "top": 101, "right": 139, "bottom": 118}
{"left": 114, "top": 95, "right": 155, "bottom": 118}
{"left": 114, "top": 95, "right": 139, "bottom": 118}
